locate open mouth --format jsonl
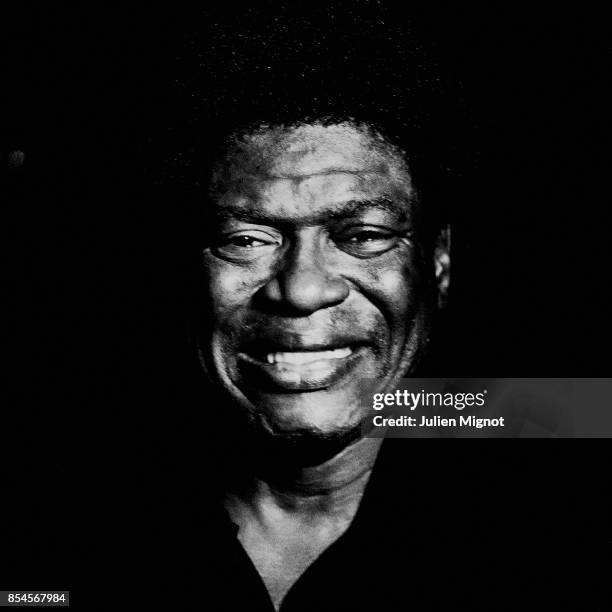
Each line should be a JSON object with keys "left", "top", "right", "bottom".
{"left": 238, "top": 343, "right": 367, "bottom": 391}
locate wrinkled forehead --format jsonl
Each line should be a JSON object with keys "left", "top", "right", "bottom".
{"left": 210, "top": 122, "right": 414, "bottom": 195}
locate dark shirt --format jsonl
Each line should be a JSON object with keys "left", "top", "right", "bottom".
{"left": 4, "top": 434, "right": 607, "bottom": 610}
{"left": 99, "top": 440, "right": 606, "bottom": 610}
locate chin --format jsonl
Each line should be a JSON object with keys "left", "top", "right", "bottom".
{"left": 252, "top": 407, "right": 366, "bottom": 466}
{"left": 249, "top": 388, "right": 367, "bottom": 437}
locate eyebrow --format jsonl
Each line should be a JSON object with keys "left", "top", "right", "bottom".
{"left": 213, "top": 196, "right": 411, "bottom": 226}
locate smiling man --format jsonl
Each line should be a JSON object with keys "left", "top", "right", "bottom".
{"left": 102, "top": 10, "right": 603, "bottom": 610}
{"left": 7, "top": 7, "right": 604, "bottom": 611}
{"left": 188, "top": 119, "right": 450, "bottom": 609}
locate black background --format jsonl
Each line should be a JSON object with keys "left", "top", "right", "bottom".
{"left": 3, "top": 2, "right": 610, "bottom": 594}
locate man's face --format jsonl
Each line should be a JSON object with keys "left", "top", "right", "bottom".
{"left": 198, "top": 122, "right": 437, "bottom": 438}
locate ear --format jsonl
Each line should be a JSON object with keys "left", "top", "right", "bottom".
{"left": 434, "top": 225, "right": 451, "bottom": 309}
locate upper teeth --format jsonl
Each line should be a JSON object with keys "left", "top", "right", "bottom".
{"left": 265, "top": 347, "right": 352, "bottom": 365}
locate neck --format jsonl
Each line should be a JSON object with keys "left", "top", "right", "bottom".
{"left": 225, "top": 436, "right": 383, "bottom": 514}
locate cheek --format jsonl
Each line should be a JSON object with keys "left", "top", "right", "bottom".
{"left": 376, "top": 268, "right": 414, "bottom": 317}
{"left": 350, "top": 255, "right": 419, "bottom": 325}
{"left": 202, "top": 254, "right": 268, "bottom": 321}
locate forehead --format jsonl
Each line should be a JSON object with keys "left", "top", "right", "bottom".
{"left": 210, "top": 122, "right": 415, "bottom": 217}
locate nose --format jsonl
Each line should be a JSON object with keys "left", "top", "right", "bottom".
{"left": 259, "top": 241, "right": 350, "bottom": 315}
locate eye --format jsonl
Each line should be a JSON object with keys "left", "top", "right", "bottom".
{"left": 214, "top": 230, "right": 282, "bottom": 261}
{"left": 227, "top": 235, "right": 269, "bottom": 248}
{"left": 335, "top": 227, "right": 400, "bottom": 257}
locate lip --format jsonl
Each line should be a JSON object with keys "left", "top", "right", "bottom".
{"left": 237, "top": 344, "right": 368, "bottom": 391}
